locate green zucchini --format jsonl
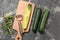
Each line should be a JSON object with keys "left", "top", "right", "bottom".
{"left": 38, "top": 9, "right": 50, "bottom": 33}
{"left": 32, "top": 7, "right": 42, "bottom": 33}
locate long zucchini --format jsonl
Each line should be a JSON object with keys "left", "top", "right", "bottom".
{"left": 38, "top": 9, "right": 50, "bottom": 33}
{"left": 32, "top": 7, "right": 42, "bottom": 33}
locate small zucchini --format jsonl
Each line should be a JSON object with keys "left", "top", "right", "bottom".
{"left": 38, "top": 9, "right": 50, "bottom": 33}
{"left": 32, "top": 7, "right": 42, "bottom": 33}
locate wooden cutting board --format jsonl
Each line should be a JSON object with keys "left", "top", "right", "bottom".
{"left": 13, "top": 1, "right": 35, "bottom": 40}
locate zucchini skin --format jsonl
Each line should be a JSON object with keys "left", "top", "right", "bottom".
{"left": 38, "top": 9, "right": 50, "bottom": 33}
{"left": 32, "top": 7, "right": 42, "bottom": 33}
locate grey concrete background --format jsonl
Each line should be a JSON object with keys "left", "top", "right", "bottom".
{"left": 0, "top": 0, "right": 60, "bottom": 40}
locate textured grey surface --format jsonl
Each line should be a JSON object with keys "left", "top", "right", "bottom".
{"left": 0, "top": 0, "right": 60, "bottom": 40}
